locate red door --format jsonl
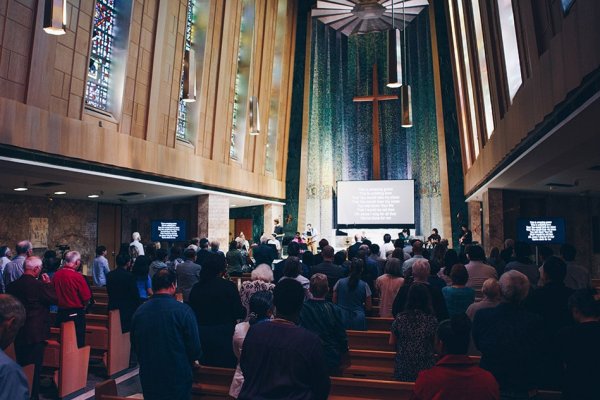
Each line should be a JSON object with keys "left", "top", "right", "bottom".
{"left": 234, "top": 219, "right": 253, "bottom": 244}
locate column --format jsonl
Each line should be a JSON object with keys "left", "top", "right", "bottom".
{"left": 263, "top": 204, "right": 284, "bottom": 239}
{"left": 197, "top": 194, "right": 230, "bottom": 247}
{"left": 482, "top": 189, "right": 504, "bottom": 255}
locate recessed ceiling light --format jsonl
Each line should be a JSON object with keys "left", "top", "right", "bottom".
{"left": 88, "top": 194, "right": 100, "bottom": 198}
{"left": 231, "top": 204, "right": 237, "bottom": 207}
{"left": 54, "top": 191, "right": 67, "bottom": 195}
{"left": 14, "top": 187, "right": 28, "bottom": 191}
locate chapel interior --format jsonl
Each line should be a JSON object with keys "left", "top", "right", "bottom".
{"left": 0, "top": 0, "right": 599, "bottom": 398}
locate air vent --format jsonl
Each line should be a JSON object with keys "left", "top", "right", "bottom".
{"left": 588, "top": 165, "right": 600, "bottom": 171}
{"left": 31, "top": 182, "right": 62, "bottom": 188}
{"left": 545, "top": 182, "right": 575, "bottom": 188}
{"left": 117, "top": 192, "right": 143, "bottom": 197}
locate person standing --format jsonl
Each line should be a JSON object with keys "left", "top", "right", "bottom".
{"left": 379, "top": 234, "right": 395, "bottom": 259}
{"left": 412, "top": 314, "right": 499, "bottom": 399}
{"left": 130, "top": 232, "right": 145, "bottom": 257}
{"left": 92, "top": 245, "right": 110, "bottom": 287}
{"left": 458, "top": 225, "right": 472, "bottom": 256}
{"left": 273, "top": 219, "right": 284, "bottom": 247}
{"left": 0, "top": 294, "right": 29, "bottom": 400}
{"left": 3, "top": 241, "right": 32, "bottom": 291}
{"left": 106, "top": 254, "right": 140, "bottom": 333}
{"left": 130, "top": 269, "right": 202, "bottom": 400}
{"left": 52, "top": 251, "right": 91, "bottom": 348}
{"left": 305, "top": 223, "right": 319, "bottom": 254}
{"left": 0, "top": 246, "right": 12, "bottom": 294}
{"left": 176, "top": 248, "right": 202, "bottom": 302}
{"left": 238, "top": 279, "right": 330, "bottom": 399}
{"left": 6, "top": 257, "right": 57, "bottom": 400}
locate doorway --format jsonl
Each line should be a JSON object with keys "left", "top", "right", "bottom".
{"left": 97, "top": 204, "right": 122, "bottom": 266}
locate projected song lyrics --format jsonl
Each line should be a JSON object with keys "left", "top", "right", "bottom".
{"left": 351, "top": 187, "right": 401, "bottom": 222}
{"left": 525, "top": 221, "right": 557, "bottom": 242}
{"left": 157, "top": 222, "right": 181, "bottom": 240}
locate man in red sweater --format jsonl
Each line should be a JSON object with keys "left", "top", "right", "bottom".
{"left": 413, "top": 314, "right": 499, "bottom": 400}
{"left": 52, "top": 251, "right": 91, "bottom": 348}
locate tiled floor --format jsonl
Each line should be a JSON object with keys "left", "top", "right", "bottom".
{"left": 39, "top": 359, "right": 142, "bottom": 400}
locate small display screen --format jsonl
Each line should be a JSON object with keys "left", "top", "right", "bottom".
{"left": 151, "top": 220, "right": 187, "bottom": 242}
{"left": 517, "top": 218, "right": 566, "bottom": 244}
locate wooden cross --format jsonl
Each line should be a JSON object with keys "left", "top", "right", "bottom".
{"left": 353, "top": 64, "right": 398, "bottom": 180}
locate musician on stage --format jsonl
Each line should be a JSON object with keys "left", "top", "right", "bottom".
{"left": 273, "top": 219, "right": 284, "bottom": 243}
{"left": 458, "top": 224, "right": 473, "bottom": 255}
{"left": 304, "top": 223, "right": 319, "bottom": 254}
{"left": 427, "top": 228, "right": 441, "bottom": 248}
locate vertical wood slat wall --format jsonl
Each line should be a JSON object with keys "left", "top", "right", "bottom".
{"left": 0, "top": 0, "right": 296, "bottom": 200}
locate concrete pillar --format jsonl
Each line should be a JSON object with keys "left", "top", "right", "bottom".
{"left": 264, "top": 204, "right": 284, "bottom": 238}
{"left": 468, "top": 201, "right": 482, "bottom": 245}
{"left": 482, "top": 189, "right": 504, "bottom": 256}
{"left": 197, "top": 194, "right": 230, "bottom": 247}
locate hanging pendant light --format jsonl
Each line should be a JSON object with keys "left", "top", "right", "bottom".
{"left": 249, "top": 96, "right": 260, "bottom": 136}
{"left": 387, "top": 28, "right": 402, "bottom": 88}
{"left": 43, "top": 0, "right": 67, "bottom": 35}
{"left": 182, "top": 49, "right": 196, "bottom": 102}
{"left": 401, "top": 84, "right": 412, "bottom": 127}
{"left": 387, "top": 1, "right": 402, "bottom": 88}
{"left": 400, "top": 0, "right": 413, "bottom": 127}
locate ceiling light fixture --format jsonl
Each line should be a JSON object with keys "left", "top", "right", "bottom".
{"left": 400, "top": 0, "right": 413, "bottom": 128}
{"left": 312, "top": 0, "right": 429, "bottom": 36}
{"left": 387, "top": 1, "right": 402, "bottom": 88}
{"left": 54, "top": 191, "right": 67, "bottom": 195}
{"left": 87, "top": 194, "right": 100, "bottom": 198}
{"left": 14, "top": 181, "right": 28, "bottom": 191}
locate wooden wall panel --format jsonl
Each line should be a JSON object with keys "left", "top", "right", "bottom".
{"left": 462, "top": 1, "right": 600, "bottom": 195}
{"left": 0, "top": 0, "right": 297, "bottom": 201}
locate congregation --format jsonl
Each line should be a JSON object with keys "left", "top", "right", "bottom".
{"left": 0, "top": 230, "right": 598, "bottom": 400}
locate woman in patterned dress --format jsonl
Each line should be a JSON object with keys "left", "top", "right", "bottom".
{"left": 390, "top": 283, "right": 438, "bottom": 381}
{"left": 239, "top": 264, "right": 275, "bottom": 316}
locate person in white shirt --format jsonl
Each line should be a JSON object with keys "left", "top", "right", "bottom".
{"left": 130, "top": 232, "right": 145, "bottom": 257}
{"left": 380, "top": 234, "right": 395, "bottom": 259}
{"left": 464, "top": 245, "right": 497, "bottom": 292}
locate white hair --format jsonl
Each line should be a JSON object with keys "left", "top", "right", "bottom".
{"left": 412, "top": 259, "right": 431, "bottom": 281}
{"left": 251, "top": 264, "right": 274, "bottom": 283}
{"left": 24, "top": 256, "right": 42, "bottom": 271}
{"left": 260, "top": 234, "right": 272, "bottom": 244}
{"left": 499, "top": 270, "right": 530, "bottom": 304}
{"left": 64, "top": 251, "right": 81, "bottom": 265}
{"left": 132, "top": 232, "right": 141, "bottom": 241}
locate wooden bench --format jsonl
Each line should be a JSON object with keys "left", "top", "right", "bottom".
{"left": 43, "top": 321, "right": 90, "bottom": 398}
{"left": 366, "top": 317, "right": 393, "bottom": 331}
{"left": 347, "top": 330, "right": 393, "bottom": 352}
{"left": 192, "top": 365, "right": 235, "bottom": 399}
{"left": 330, "top": 376, "right": 414, "bottom": 399}
{"left": 86, "top": 310, "right": 131, "bottom": 376}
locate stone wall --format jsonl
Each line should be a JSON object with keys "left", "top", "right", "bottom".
{"left": 0, "top": 194, "right": 98, "bottom": 267}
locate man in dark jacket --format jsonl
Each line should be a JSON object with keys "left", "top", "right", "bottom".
{"left": 106, "top": 254, "right": 140, "bottom": 332}
{"left": 7, "top": 256, "right": 57, "bottom": 400}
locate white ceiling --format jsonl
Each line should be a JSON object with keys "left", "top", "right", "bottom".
{"left": 0, "top": 157, "right": 283, "bottom": 209}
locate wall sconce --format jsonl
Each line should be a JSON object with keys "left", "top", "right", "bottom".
{"left": 249, "top": 96, "right": 260, "bottom": 135}
{"left": 182, "top": 49, "right": 196, "bottom": 102}
{"left": 43, "top": 0, "right": 67, "bottom": 36}
{"left": 387, "top": 28, "right": 402, "bottom": 88}
{"left": 401, "top": 84, "right": 413, "bottom": 128}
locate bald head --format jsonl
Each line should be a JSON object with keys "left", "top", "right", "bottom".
{"left": 499, "top": 270, "right": 530, "bottom": 304}
{"left": 15, "top": 241, "right": 32, "bottom": 256}
{"left": 24, "top": 256, "right": 43, "bottom": 276}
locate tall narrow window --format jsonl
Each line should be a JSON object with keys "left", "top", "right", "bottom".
{"left": 471, "top": 0, "right": 494, "bottom": 138}
{"left": 265, "top": 0, "right": 288, "bottom": 174}
{"left": 448, "top": 0, "right": 472, "bottom": 168}
{"left": 456, "top": 0, "right": 480, "bottom": 158}
{"left": 177, "top": 0, "right": 195, "bottom": 141}
{"left": 497, "top": 0, "right": 522, "bottom": 102}
{"left": 230, "top": 0, "right": 256, "bottom": 163}
{"left": 85, "top": 0, "right": 133, "bottom": 116}
{"left": 85, "top": 0, "right": 116, "bottom": 111}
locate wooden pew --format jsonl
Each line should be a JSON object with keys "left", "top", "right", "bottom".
{"left": 192, "top": 365, "right": 235, "bottom": 399}
{"left": 347, "top": 330, "right": 393, "bottom": 352}
{"left": 86, "top": 310, "right": 131, "bottom": 376}
{"left": 43, "top": 321, "right": 91, "bottom": 398}
{"left": 366, "top": 317, "right": 393, "bottom": 331}
{"left": 330, "top": 377, "right": 414, "bottom": 399}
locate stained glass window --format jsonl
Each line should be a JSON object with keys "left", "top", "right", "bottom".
{"left": 265, "top": 0, "right": 288, "bottom": 174}
{"left": 497, "top": 0, "right": 522, "bottom": 102}
{"left": 471, "top": 0, "right": 494, "bottom": 138}
{"left": 177, "top": 0, "right": 195, "bottom": 141}
{"left": 85, "top": 0, "right": 116, "bottom": 112}
{"left": 448, "top": 0, "right": 472, "bottom": 167}
{"left": 230, "top": 0, "right": 256, "bottom": 162}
